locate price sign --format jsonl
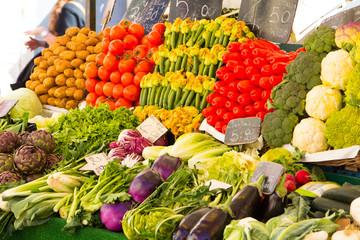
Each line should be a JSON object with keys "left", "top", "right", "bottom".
{"left": 224, "top": 117, "right": 261, "bottom": 146}
{"left": 137, "top": 115, "right": 168, "bottom": 143}
{"left": 321, "top": 4, "right": 360, "bottom": 29}
{"left": 238, "top": 0, "right": 299, "bottom": 43}
{"left": 0, "top": 99, "right": 19, "bottom": 118}
{"left": 122, "top": 0, "right": 170, "bottom": 34}
{"left": 79, "top": 153, "right": 111, "bottom": 176}
{"left": 250, "top": 161, "right": 284, "bottom": 194}
{"left": 169, "top": 0, "right": 222, "bottom": 22}
{"left": 205, "top": 179, "right": 232, "bottom": 191}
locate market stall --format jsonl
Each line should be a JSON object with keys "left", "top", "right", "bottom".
{"left": 1, "top": 0, "right": 360, "bottom": 239}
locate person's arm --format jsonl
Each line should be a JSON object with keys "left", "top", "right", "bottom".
{"left": 24, "top": 26, "right": 57, "bottom": 46}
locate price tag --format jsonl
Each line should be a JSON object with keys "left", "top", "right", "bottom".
{"left": 0, "top": 99, "right": 19, "bottom": 118}
{"left": 169, "top": 0, "right": 222, "bottom": 22}
{"left": 137, "top": 115, "right": 168, "bottom": 143}
{"left": 224, "top": 117, "right": 261, "bottom": 146}
{"left": 204, "top": 179, "right": 232, "bottom": 191}
{"left": 79, "top": 153, "right": 111, "bottom": 176}
{"left": 250, "top": 161, "right": 284, "bottom": 195}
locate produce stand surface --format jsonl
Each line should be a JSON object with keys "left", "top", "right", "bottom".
{"left": 4, "top": 218, "right": 127, "bottom": 240}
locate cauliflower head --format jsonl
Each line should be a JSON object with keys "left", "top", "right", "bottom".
{"left": 292, "top": 117, "right": 328, "bottom": 153}
{"left": 345, "top": 64, "right": 360, "bottom": 103}
{"left": 335, "top": 21, "right": 360, "bottom": 52}
{"left": 305, "top": 85, "right": 342, "bottom": 121}
{"left": 321, "top": 49, "right": 356, "bottom": 90}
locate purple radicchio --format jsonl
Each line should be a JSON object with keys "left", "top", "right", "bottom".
{"left": 117, "top": 129, "right": 153, "bottom": 155}
{"left": 108, "top": 145, "right": 129, "bottom": 161}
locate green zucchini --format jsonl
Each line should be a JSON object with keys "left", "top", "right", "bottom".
{"left": 342, "top": 183, "right": 360, "bottom": 194}
{"left": 321, "top": 186, "right": 360, "bottom": 204}
{"left": 311, "top": 197, "right": 350, "bottom": 213}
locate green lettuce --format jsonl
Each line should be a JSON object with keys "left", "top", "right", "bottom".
{"left": 224, "top": 217, "right": 270, "bottom": 240}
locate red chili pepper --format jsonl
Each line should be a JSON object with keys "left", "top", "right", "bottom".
{"left": 216, "top": 107, "right": 227, "bottom": 120}
{"left": 244, "top": 104, "right": 257, "bottom": 116}
{"left": 261, "top": 89, "right": 272, "bottom": 100}
{"left": 226, "top": 60, "right": 243, "bottom": 72}
{"left": 250, "top": 88, "right": 262, "bottom": 102}
{"left": 222, "top": 52, "right": 243, "bottom": 63}
{"left": 250, "top": 74, "right": 263, "bottom": 87}
{"left": 271, "top": 62, "right": 287, "bottom": 74}
{"left": 256, "top": 111, "right": 267, "bottom": 121}
{"left": 239, "top": 42, "right": 251, "bottom": 51}
{"left": 228, "top": 42, "right": 241, "bottom": 52}
{"left": 214, "top": 121, "right": 226, "bottom": 132}
{"left": 237, "top": 92, "right": 253, "bottom": 106}
{"left": 223, "top": 112, "right": 235, "bottom": 124}
{"left": 296, "top": 47, "right": 306, "bottom": 54}
{"left": 219, "top": 86, "right": 230, "bottom": 97}
{"left": 223, "top": 72, "right": 237, "bottom": 83}
{"left": 221, "top": 124, "right": 228, "bottom": 134}
{"left": 202, "top": 105, "right": 217, "bottom": 117}
{"left": 212, "top": 96, "right": 227, "bottom": 108}
{"left": 213, "top": 81, "right": 227, "bottom": 94}
{"left": 269, "top": 75, "right": 283, "bottom": 86}
{"left": 234, "top": 65, "right": 246, "bottom": 79}
{"left": 250, "top": 41, "right": 269, "bottom": 50}
{"left": 260, "top": 65, "right": 274, "bottom": 76}
{"left": 225, "top": 100, "right": 238, "bottom": 112}
{"left": 237, "top": 80, "right": 255, "bottom": 92}
{"left": 252, "top": 48, "right": 270, "bottom": 58}
{"left": 233, "top": 105, "right": 246, "bottom": 117}
{"left": 256, "top": 39, "right": 280, "bottom": 51}
{"left": 207, "top": 93, "right": 220, "bottom": 104}
{"left": 241, "top": 49, "right": 252, "bottom": 59}
{"left": 216, "top": 66, "right": 229, "bottom": 80}
{"left": 227, "top": 91, "right": 240, "bottom": 101}
{"left": 244, "top": 58, "right": 254, "bottom": 67}
{"left": 267, "top": 54, "right": 290, "bottom": 64}
{"left": 253, "top": 57, "right": 268, "bottom": 69}
{"left": 228, "top": 80, "right": 240, "bottom": 91}
{"left": 259, "top": 77, "right": 273, "bottom": 90}
{"left": 245, "top": 66, "right": 260, "bottom": 79}
{"left": 253, "top": 100, "right": 265, "bottom": 112}
{"left": 207, "top": 114, "right": 219, "bottom": 126}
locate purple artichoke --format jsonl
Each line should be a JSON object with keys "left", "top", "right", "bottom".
{"left": 0, "top": 131, "right": 19, "bottom": 153}
{"left": 13, "top": 145, "right": 47, "bottom": 174}
{"left": 45, "top": 154, "right": 62, "bottom": 170}
{"left": 0, "top": 171, "right": 22, "bottom": 185}
{"left": 18, "top": 131, "right": 30, "bottom": 145}
{"left": 0, "top": 153, "right": 14, "bottom": 172}
{"left": 27, "top": 130, "right": 56, "bottom": 154}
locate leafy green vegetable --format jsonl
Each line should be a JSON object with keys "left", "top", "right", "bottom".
{"left": 224, "top": 217, "right": 270, "bottom": 240}
{"left": 0, "top": 112, "right": 29, "bottom": 134}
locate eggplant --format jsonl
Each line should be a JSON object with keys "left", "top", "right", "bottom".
{"left": 172, "top": 207, "right": 212, "bottom": 240}
{"left": 256, "top": 174, "right": 287, "bottom": 222}
{"left": 230, "top": 174, "right": 265, "bottom": 220}
{"left": 187, "top": 208, "right": 231, "bottom": 240}
{"left": 151, "top": 154, "right": 182, "bottom": 180}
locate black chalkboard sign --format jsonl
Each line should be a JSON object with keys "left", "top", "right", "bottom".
{"left": 250, "top": 161, "right": 284, "bottom": 194}
{"left": 321, "top": 5, "right": 360, "bottom": 29}
{"left": 0, "top": 100, "right": 18, "bottom": 118}
{"left": 168, "top": 0, "right": 222, "bottom": 22}
{"left": 224, "top": 117, "right": 261, "bottom": 145}
{"left": 238, "top": 0, "right": 299, "bottom": 44}
{"left": 122, "top": 0, "right": 170, "bottom": 34}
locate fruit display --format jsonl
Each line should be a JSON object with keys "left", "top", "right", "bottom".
{"left": 85, "top": 21, "right": 165, "bottom": 110}
{"left": 25, "top": 26, "right": 103, "bottom": 109}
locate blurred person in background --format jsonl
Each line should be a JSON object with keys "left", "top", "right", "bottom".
{"left": 11, "top": 0, "right": 85, "bottom": 90}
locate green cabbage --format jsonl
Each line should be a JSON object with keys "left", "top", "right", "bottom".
{"left": 3, "top": 88, "right": 43, "bottom": 119}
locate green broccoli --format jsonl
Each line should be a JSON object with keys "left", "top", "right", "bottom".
{"left": 271, "top": 80, "right": 308, "bottom": 115}
{"left": 285, "top": 51, "right": 323, "bottom": 90}
{"left": 261, "top": 109, "right": 299, "bottom": 148}
{"left": 325, "top": 104, "right": 360, "bottom": 149}
{"left": 304, "top": 25, "right": 338, "bottom": 53}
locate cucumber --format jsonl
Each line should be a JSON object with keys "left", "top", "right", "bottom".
{"left": 342, "top": 182, "right": 360, "bottom": 194}
{"left": 311, "top": 197, "right": 350, "bottom": 213}
{"left": 321, "top": 186, "right": 360, "bottom": 204}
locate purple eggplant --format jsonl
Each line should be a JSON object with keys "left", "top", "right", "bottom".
{"left": 151, "top": 154, "right": 182, "bottom": 180}
{"left": 172, "top": 207, "right": 212, "bottom": 240}
{"left": 256, "top": 174, "right": 287, "bottom": 222}
{"left": 187, "top": 208, "right": 231, "bottom": 240}
{"left": 100, "top": 200, "right": 133, "bottom": 232}
{"left": 230, "top": 174, "right": 265, "bottom": 220}
{"left": 129, "top": 169, "right": 164, "bottom": 203}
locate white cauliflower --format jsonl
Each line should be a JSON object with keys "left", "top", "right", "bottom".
{"left": 292, "top": 118, "right": 328, "bottom": 153}
{"left": 321, "top": 49, "right": 355, "bottom": 90}
{"left": 305, "top": 85, "right": 342, "bottom": 121}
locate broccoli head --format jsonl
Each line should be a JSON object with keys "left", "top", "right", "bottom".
{"left": 325, "top": 104, "right": 360, "bottom": 149}
{"left": 261, "top": 109, "right": 299, "bottom": 147}
{"left": 304, "top": 25, "right": 338, "bottom": 54}
{"left": 271, "top": 80, "right": 308, "bottom": 115}
{"left": 285, "top": 51, "right": 323, "bottom": 90}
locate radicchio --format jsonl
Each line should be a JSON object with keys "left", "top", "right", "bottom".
{"left": 117, "top": 129, "right": 153, "bottom": 155}
{"left": 108, "top": 145, "right": 129, "bottom": 161}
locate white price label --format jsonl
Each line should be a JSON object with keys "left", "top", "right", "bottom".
{"left": 205, "top": 179, "right": 233, "bottom": 191}
{"left": 137, "top": 115, "right": 168, "bottom": 143}
{"left": 79, "top": 153, "right": 111, "bottom": 176}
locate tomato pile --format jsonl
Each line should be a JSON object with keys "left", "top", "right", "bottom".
{"left": 85, "top": 20, "right": 165, "bottom": 110}
{"left": 202, "top": 39, "right": 304, "bottom": 134}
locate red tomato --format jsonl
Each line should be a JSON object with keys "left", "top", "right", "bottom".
{"left": 112, "top": 83, "right": 124, "bottom": 99}
{"left": 134, "top": 72, "right": 147, "bottom": 87}
{"left": 110, "top": 70, "right": 122, "bottom": 84}
{"left": 216, "top": 108, "right": 227, "bottom": 120}
{"left": 118, "top": 58, "right": 137, "bottom": 73}
{"left": 146, "top": 47, "right": 158, "bottom": 65}
{"left": 123, "top": 84, "right": 140, "bottom": 101}
{"left": 121, "top": 72, "right": 134, "bottom": 86}
{"left": 119, "top": 20, "right": 132, "bottom": 30}
{"left": 225, "top": 101, "right": 238, "bottom": 112}
{"left": 250, "top": 74, "right": 262, "bottom": 87}
{"left": 261, "top": 89, "right": 272, "bottom": 100}
{"left": 237, "top": 92, "right": 253, "bottom": 106}
{"left": 202, "top": 106, "right": 217, "bottom": 118}
{"left": 95, "top": 81, "right": 107, "bottom": 96}
{"left": 206, "top": 93, "right": 220, "bottom": 105}
{"left": 115, "top": 97, "right": 133, "bottom": 109}
{"left": 133, "top": 45, "right": 148, "bottom": 60}
{"left": 253, "top": 100, "right": 265, "bottom": 112}
{"left": 110, "top": 25, "right": 126, "bottom": 40}
{"left": 237, "top": 80, "right": 255, "bottom": 92}
{"left": 259, "top": 77, "right": 273, "bottom": 90}
{"left": 98, "top": 65, "right": 111, "bottom": 81}
{"left": 104, "top": 100, "right": 116, "bottom": 111}
{"left": 128, "top": 23, "right": 145, "bottom": 39}
{"left": 141, "top": 35, "right": 152, "bottom": 48}
{"left": 244, "top": 105, "right": 257, "bottom": 116}
{"left": 95, "top": 95, "right": 107, "bottom": 107}
{"left": 108, "top": 39, "right": 124, "bottom": 57}
{"left": 233, "top": 105, "right": 246, "bottom": 117}
{"left": 123, "top": 35, "right": 139, "bottom": 50}
{"left": 134, "top": 60, "right": 153, "bottom": 74}
{"left": 96, "top": 52, "right": 106, "bottom": 66}
{"left": 85, "top": 62, "right": 98, "bottom": 79}
{"left": 103, "top": 53, "right": 118, "bottom": 71}
{"left": 103, "top": 81, "right": 115, "bottom": 98}
{"left": 227, "top": 42, "right": 241, "bottom": 52}
{"left": 216, "top": 66, "right": 229, "bottom": 80}
{"left": 212, "top": 96, "right": 227, "bottom": 108}
{"left": 223, "top": 112, "right": 235, "bottom": 124}
{"left": 206, "top": 114, "right": 219, "bottom": 127}
{"left": 250, "top": 88, "right": 262, "bottom": 102}
{"left": 152, "top": 23, "right": 165, "bottom": 35}
{"left": 256, "top": 111, "right": 267, "bottom": 121}
{"left": 147, "top": 31, "right": 163, "bottom": 46}
{"left": 214, "top": 121, "right": 226, "bottom": 132}
{"left": 221, "top": 124, "right": 228, "bottom": 134}
{"left": 101, "top": 38, "right": 110, "bottom": 53}
{"left": 233, "top": 65, "right": 246, "bottom": 79}
{"left": 86, "top": 92, "right": 98, "bottom": 106}
{"left": 103, "top": 27, "right": 111, "bottom": 39}
{"left": 213, "top": 81, "right": 227, "bottom": 94}
{"left": 85, "top": 78, "right": 98, "bottom": 92}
